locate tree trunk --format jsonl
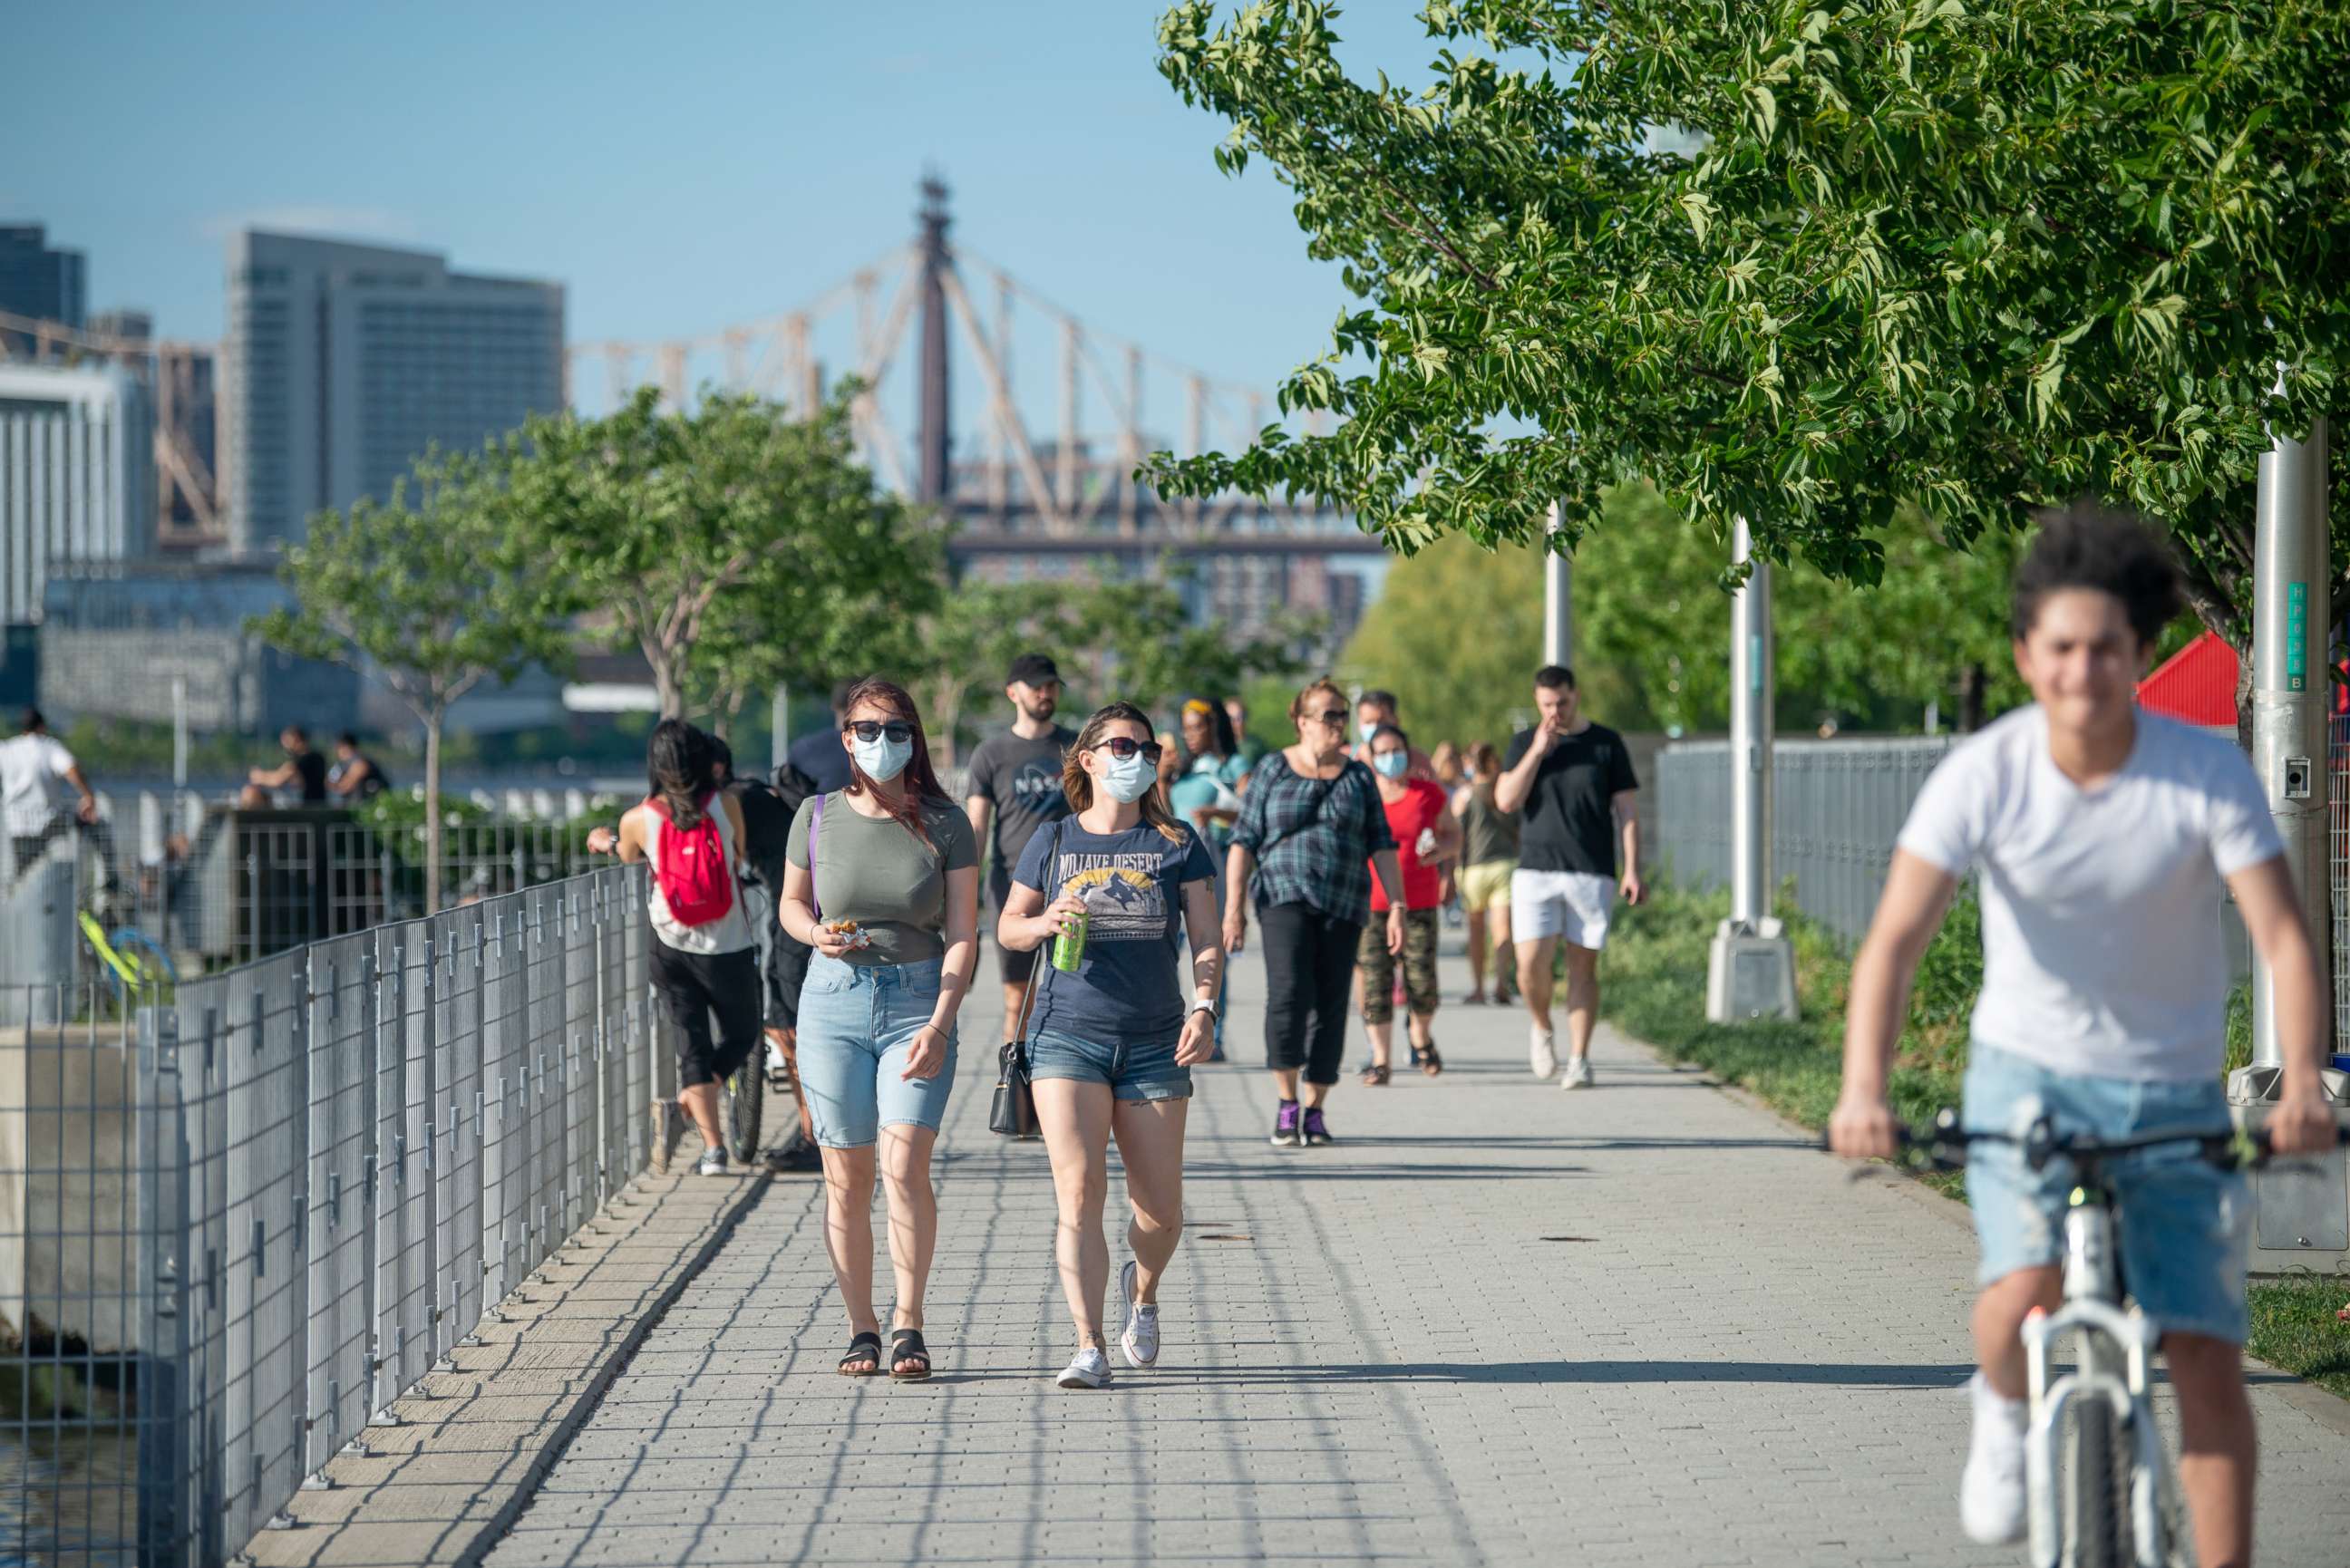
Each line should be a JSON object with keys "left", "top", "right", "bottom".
{"left": 1956, "top": 663, "right": 1988, "bottom": 733}
{"left": 423, "top": 712, "right": 444, "bottom": 914}
{"left": 2230, "top": 629, "right": 2256, "bottom": 754}
{"left": 654, "top": 657, "right": 684, "bottom": 721}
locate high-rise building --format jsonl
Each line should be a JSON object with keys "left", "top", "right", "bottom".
{"left": 0, "top": 225, "right": 86, "bottom": 329}
{"left": 221, "top": 231, "right": 564, "bottom": 555}
{"left": 0, "top": 363, "right": 154, "bottom": 623}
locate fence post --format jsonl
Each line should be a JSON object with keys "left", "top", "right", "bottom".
{"left": 421, "top": 931, "right": 443, "bottom": 1377}
{"left": 136, "top": 1004, "right": 191, "bottom": 1564}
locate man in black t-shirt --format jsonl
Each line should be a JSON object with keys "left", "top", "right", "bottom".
{"left": 243, "top": 726, "right": 328, "bottom": 807}
{"left": 963, "top": 652, "right": 1078, "bottom": 1041}
{"left": 1495, "top": 665, "right": 1642, "bottom": 1090}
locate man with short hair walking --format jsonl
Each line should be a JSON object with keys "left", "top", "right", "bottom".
{"left": 965, "top": 653, "right": 1078, "bottom": 1041}
{"left": 1496, "top": 666, "right": 1641, "bottom": 1088}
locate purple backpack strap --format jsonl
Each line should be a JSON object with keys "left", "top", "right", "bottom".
{"left": 807, "top": 792, "right": 826, "bottom": 922}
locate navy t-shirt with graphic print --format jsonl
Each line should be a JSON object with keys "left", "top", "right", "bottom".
{"left": 1011, "top": 819, "right": 1217, "bottom": 1050}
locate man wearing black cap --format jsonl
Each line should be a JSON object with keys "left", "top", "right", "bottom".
{"left": 964, "top": 652, "right": 1077, "bottom": 1040}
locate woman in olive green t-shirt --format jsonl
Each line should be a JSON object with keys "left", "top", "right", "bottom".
{"left": 779, "top": 678, "right": 980, "bottom": 1382}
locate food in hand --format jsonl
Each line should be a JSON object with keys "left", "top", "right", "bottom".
{"left": 823, "top": 919, "right": 872, "bottom": 950}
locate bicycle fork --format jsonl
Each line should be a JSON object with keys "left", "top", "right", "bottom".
{"left": 2020, "top": 1205, "right": 2173, "bottom": 1568}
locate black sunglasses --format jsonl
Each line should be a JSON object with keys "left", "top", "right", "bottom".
{"left": 1091, "top": 737, "right": 1165, "bottom": 763}
{"left": 1311, "top": 707, "right": 1349, "bottom": 727}
{"left": 844, "top": 720, "right": 915, "bottom": 743}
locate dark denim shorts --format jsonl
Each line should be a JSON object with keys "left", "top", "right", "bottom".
{"left": 1027, "top": 1026, "right": 1192, "bottom": 1102}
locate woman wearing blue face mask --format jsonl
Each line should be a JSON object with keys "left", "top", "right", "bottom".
{"left": 997, "top": 702, "right": 1222, "bottom": 1389}
{"left": 780, "top": 676, "right": 980, "bottom": 1381}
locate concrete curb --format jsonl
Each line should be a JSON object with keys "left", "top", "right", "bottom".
{"left": 235, "top": 1131, "right": 779, "bottom": 1568}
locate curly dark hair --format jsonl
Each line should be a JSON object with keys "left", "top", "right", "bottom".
{"left": 2010, "top": 506, "right": 2183, "bottom": 648}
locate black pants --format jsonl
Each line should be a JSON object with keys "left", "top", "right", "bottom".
{"left": 1258, "top": 901, "right": 1363, "bottom": 1086}
{"left": 652, "top": 941, "right": 762, "bottom": 1089}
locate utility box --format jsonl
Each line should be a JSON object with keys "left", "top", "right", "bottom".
{"left": 1706, "top": 918, "right": 1798, "bottom": 1023}
{"left": 2227, "top": 1062, "right": 2350, "bottom": 1270}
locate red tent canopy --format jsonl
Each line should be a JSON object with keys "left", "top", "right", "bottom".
{"left": 2136, "top": 630, "right": 2348, "bottom": 726}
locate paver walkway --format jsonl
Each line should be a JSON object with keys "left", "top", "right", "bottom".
{"left": 485, "top": 939, "right": 2350, "bottom": 1567}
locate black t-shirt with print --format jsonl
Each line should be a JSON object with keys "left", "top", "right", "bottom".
{"left": 966, "top": 725, "right": 1077, "bottom": 903}
{"left": 1501, "top": 721, "right": 1638, "bottom": 876}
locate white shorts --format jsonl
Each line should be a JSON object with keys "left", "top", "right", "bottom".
{"left": 1511, "top": 869, "right": 1617, "bottom": 950}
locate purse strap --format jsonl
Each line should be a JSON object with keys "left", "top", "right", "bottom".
{"left": 1008, "top": 817, "right": 1071, "bottom": 1061}
{"left": 807, "top": 792, "right": 826, "bottom": 923}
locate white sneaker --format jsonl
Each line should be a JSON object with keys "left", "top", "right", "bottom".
{"left": 1056, "top": 1346, "right": 1112, "bottom": 1389}
{"left": 695, "top": 1146, "right": 729, "bottom": 1176}
{"left": 1959, "top": 1372, "right": 2028, "bottom": 1545}
{"left": 1529, "top": 1024, "right": 1559, "bottom": 1080}
{"left": 1118, "top": 1260, "right": 1160, "bottom": 1369}
{"left": 1561, "top": 1055, "right": 1595, "bottom": 1090}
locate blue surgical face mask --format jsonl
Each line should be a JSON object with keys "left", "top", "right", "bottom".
{"left": 1100, "top": 751, "right": 1155, "bottom": 803}
{"left": 1358, "top": 720, "right": 1381, "bottom": 745}
{"left": 1372, "top": 750, "right": 1409, "bottom": 779}
{"left": 852, "top": 733, "right": 912, "bottom": 782}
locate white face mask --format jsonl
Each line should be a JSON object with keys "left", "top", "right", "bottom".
{"left": 1372, "top": 750, "right": 1409, "bottom": 779}
{"left": 1358, "top": 720, "right": 1381, "bottom": 745}
{"left": 1099, "top": 751, "right": 1155, "bottom": 803}
{"left": 852, "top": 733, "right": 912, "bottom": 782}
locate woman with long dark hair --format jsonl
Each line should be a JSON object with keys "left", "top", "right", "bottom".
{"left": 777, "top": 677, "right": 980, "bottom": 1380}
{"left": 1223, "top": 676, "right": 1407, "bottom": 1148}
{"left": 997, "top": 702, "right": 1220, "bottom": 1389}
{"left": 588, "top": 720, "right": 760, "bottom": 1176}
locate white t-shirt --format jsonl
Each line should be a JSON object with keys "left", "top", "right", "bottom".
{"left": 1897, "top": 706, "right": 2282, "bottom": 1082}
{"left": 0, "top": 733, "right": 76, "bottom": 837}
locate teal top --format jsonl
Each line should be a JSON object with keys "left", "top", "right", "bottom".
{"left": 1167, "top": 752, "right": 1249, "bottom": 857}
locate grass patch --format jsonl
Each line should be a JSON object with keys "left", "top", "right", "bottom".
{"left": 2247, "top": 1277, "right": 2350, "bottom": 1399}
{"left": 1605, "top": 883, "right": 2350, "bottom": 1399}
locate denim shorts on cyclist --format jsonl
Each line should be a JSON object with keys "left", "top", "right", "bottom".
{"left": 1027, "top": 1027, "right": 1191, "bottom": 1103}
{"left": 794, "top": 952, "right": 957, "bottom": 1147}
{"left": 1963, "top": 1040, "right": 2251, "bottom": 1343}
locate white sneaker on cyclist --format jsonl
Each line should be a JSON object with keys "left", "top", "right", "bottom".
{"left": 1561, "top": 1054, "right": 1595, "bottom": 1090}
{"left": 1959, "top": 1371, "right": 2028, "bottom": 1545}
{"left": 1118, "top": 1259, "right": 1160, "bottom": 1369}
{"left": 1056, "top": 1346, "right": 1112, "bottom": 1389}
{"left": 1529, "top": 1024, "right": 1559, "bottom": 1080}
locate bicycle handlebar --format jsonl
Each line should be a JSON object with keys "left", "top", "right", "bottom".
{"left": 1818, "top": 1104, "right": 2331, "bottom": 1175}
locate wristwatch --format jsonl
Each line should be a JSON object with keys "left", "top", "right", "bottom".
{"left": 1189, "top": 998, "right": 1219, "bottom": 1019}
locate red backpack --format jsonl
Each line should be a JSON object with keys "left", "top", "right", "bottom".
{"left": 648, "top": 794, "right": 733, "bottom": 926}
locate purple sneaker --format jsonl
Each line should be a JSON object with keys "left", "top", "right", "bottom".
{"left": 1301, "top": 1108, "right": 1333, "bottom": 1147}
{"left": 1270, "top": 1100, "right": 1302, "bottom": 1148}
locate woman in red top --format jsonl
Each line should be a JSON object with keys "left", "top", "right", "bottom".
{"left": 1359, "top": 723, "right": 1461, "bottom": 1084}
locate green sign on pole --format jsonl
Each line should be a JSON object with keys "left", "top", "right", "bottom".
{"left": 2287, "top": 583, "right": 2309, "bottom": 692}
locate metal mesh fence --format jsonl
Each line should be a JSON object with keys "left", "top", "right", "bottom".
{"left": 0, "top": 795, "right": 608, "bottom": 992}
{"left": 1658, "top": 731, "right": 2282, "bottom": 1019}
{"left": 0, "top": 863, "right": 654, "bottom": 1565}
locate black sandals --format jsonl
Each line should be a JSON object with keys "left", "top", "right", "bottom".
{"left": 889, "top": 1327, "right": 933, "bottom": 1381}
{"left": 840, "top": 1331, "right": 883, "bottom": 1377}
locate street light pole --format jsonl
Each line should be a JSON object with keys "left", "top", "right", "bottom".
{"left": 2235, "top": 408, "right": 2346, "bottom": 1264}
{"left": 2248, "top": 414, "right": 2333, "bottom": 1073}
{"left": 1707, "top": 516, "right": 1798, "bottom": 1021}
{"left": 1543, "top": 501, "right": 1574, "bottom": 670}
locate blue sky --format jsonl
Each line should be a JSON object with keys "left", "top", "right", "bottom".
{"left": 5, "top": 2, "right": 1471, "bottom": 452}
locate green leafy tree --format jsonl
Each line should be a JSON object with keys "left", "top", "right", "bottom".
{"left": 887, "top": 580, "right": 1086, "bottom": 766}
{"left": 507, "top": 386, "right": 935, "bottom": 722}
{"left": 1149, "top": 1, "right": 2350, "bottom": 674}
{"left": 254, "top": 447, "right": 572, "bottom": 911}
{"left": 1342, "top": 484, "right": 2027, "bottom": 743}
{"left": 1059, "top": 571, "right": 1316, "bottom": 719}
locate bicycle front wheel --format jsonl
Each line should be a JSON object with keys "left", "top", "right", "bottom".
{"left": 723, "top": 1060, "right": 763, "bottom": 1166}
{"left": 2065, "top": 1398, "right": 2130, "bottom": 1568}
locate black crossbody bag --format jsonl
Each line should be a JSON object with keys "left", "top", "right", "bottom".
{"left": 990, "top": 818, "right": 1069, "bottom": 1138}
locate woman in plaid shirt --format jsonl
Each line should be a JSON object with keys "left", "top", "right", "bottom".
{"left": 1223, "top": 676, "right": 1408, "bottom": 1148}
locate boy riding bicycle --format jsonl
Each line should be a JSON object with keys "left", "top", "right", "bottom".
{"left": 1828, "top": 508, "right": 2336, "bottom": 1568}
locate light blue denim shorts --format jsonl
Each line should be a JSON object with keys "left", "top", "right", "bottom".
{"left": 1027, "top": 1026, "right": 1191, "bottom": 1103}
{"left": 1962, "top": 1041, "right": 2250, "bottom": 1344}
{"left": 795, "top": 953, "right": 957, "bottom": 1147}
